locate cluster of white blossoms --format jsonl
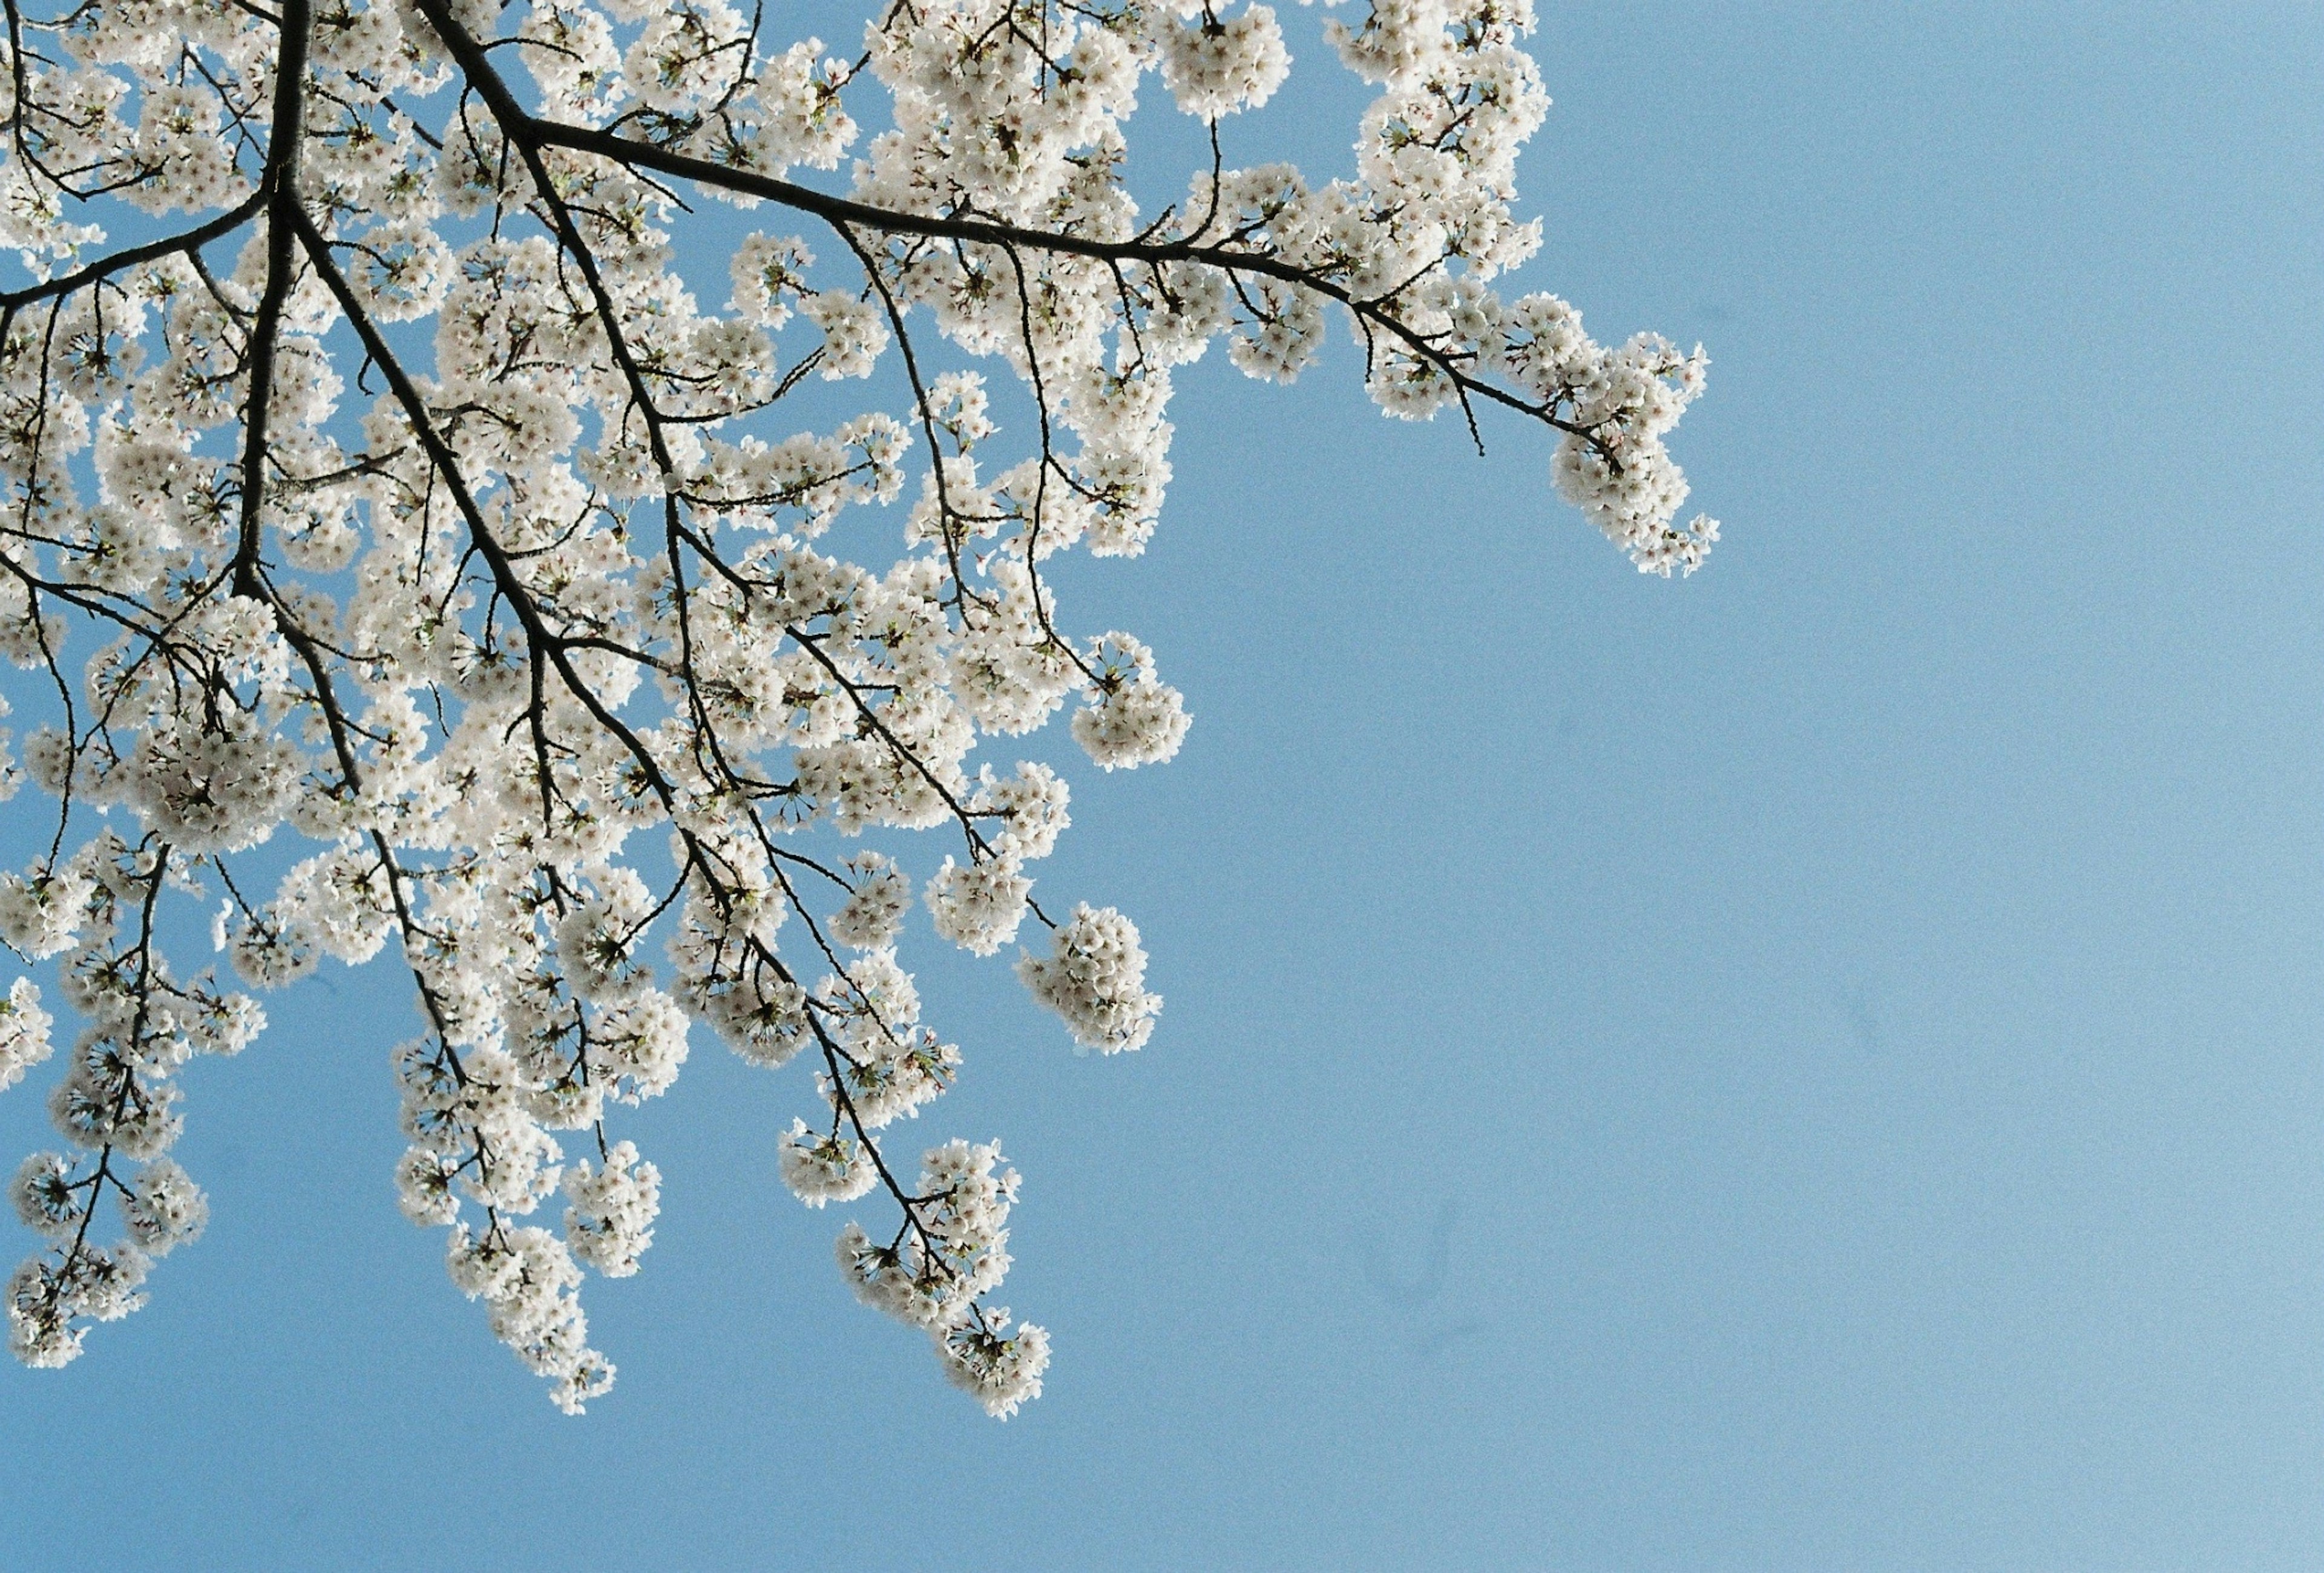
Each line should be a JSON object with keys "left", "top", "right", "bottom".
{"left": 1020, "top": 903, "right": 1167, "bottom": 1054}
{"left": 5, "top": 838, "right": 249, "bottom": 1365}
{"left": 0, "top": 0, "right": 1711, "bottom": 1411}
{"left": 836, "top": 1138, "right": 1046, "bottom": 1415}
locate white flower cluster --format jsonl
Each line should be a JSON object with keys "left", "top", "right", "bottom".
{"left": 563, "top": 1141, "right": 661, "bottom": 1277}
{"left": 937, "top": 1309, "right": 1051, "bottom": 1419}
{"left": 776, "top": 1117, "right": 880, "bottom": 1206}
{"left": 120, "top": 1157, "right": 210, "bottom": 1256}
{"left": 0, "top": 979, "right": 54, "bottom": 1094}
{"left": 4, "top": 842, "right": 243, "bottom": 1366}
{"left": 1504, "top": 298, "right": 1719, "bottom": 576}
{"left": 831, "top": 1139, "right": 1049, "bottom": 1416}
{"left": 1017, "top": 903, "right": 1163, "bottom": 1054}
{"left": 926, "top": 856, "right": 1034, "bottom": 956}
{"left": 829, "top": 854, "right": 911, "bottom": 950}
{"left": 1157, "top": 2, "right": 1292, "bottom": 120}
{"left": 1072, "top": 634, "right": 1195, "bottom": 772}
{"left": 447, "top": 1223, "right": 613, "bottom": 1414}
{"left": 0, "top": 0, "right": 1711, "bottom": 1413}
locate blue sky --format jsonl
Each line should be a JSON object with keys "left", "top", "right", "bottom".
{"left": 2, "top": 3, "right": 2320, "bottom": 1568}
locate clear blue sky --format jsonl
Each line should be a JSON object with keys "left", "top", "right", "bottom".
{"left": 3, "top": 4, "right": 2320, "bottom": 1568}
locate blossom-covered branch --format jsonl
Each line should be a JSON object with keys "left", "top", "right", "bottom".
{"left": 0, "top": 0, "right": 1712, "bottom": 1414}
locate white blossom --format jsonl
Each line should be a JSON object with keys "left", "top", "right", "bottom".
{"left": 835, "top": 1138, "right": 1019, "bottom": 1328}
{"left": 1072, "top": 634, "right": 1193, "bottom": 770}
{"left": 8, "top": 1152, "right": 79, "bottom": 1240}
{"left": 936, "top": 1309, "right": 1050, "bottom": 1418}
{"left": 119, "top": 1158, "right": 208, "bottom": 1256}
{"left": 1017, "top": 903, "right": 1162, "bottom": 1054}
{"left": 1157, "top": 5, "right": 1291, "bottom": 119}
{"left": 777, "top": 1117, "right": 880, "bottom": 1206}
{"left": 563, "top": 1141, "right": 661, "bottom": 1276}
{"left": 830, "top": 854, "right": 912, "bottom": 949}
{"left": 0, "top": 981, "right": 54, "bottom": 1093}
{"left": 925, "top": 855, "right": 1034, "bottom": 956}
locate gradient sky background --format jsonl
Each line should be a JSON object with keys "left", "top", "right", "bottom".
{"left": 3, "top": 2, "right": 2321, "bottom": 1568}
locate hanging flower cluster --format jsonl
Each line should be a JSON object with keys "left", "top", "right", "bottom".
{"left": 0, "top": 0, "right": 1712, "bottom": 1413}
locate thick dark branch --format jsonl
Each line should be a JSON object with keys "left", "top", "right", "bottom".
{"left": 0, "top": 189, "right": 269, "bottom": 310}
{"left": 386, "top": 5, "right": 1584, "bottom": 447}
{"left": 229, "top": 0, "right": 315, "bottom": 599}
{"left": 517, "top": 120, "right": 1589, "bottom": 439}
